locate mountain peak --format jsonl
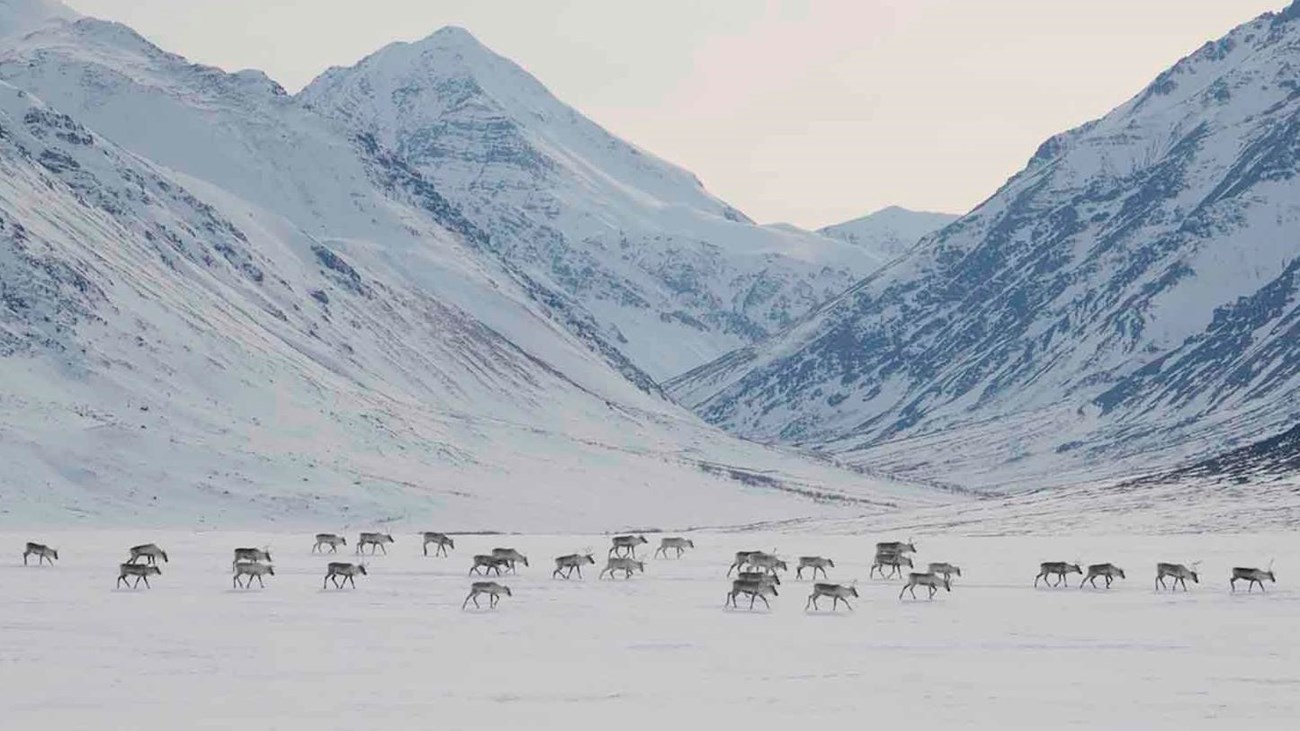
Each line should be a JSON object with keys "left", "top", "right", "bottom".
{"left": 817, "top": 206, "right": 958, "bottom": 257}
{"left": 420, "top": 25, "right": 484, "bottom": 48}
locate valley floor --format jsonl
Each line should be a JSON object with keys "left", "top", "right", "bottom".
{"left": 4, "top": 530, "right": 1298, "bottom": 729}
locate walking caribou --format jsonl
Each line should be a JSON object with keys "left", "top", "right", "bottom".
{"left": 463, "top": 582, "right": 511, "bottom": 610}
{"left": 927, "top": 562, "right": 962, "bottom": 582}
{"left": 127, "top": 543, "right": 169, "bottom": 565}
{"left": 323, "top": 562, "right": 367, "bottom": 589}
{"left": 871, "top": 549, "right": 913, "bottom": 579}
{"left": 1231, "top": 566, "right": 1276, "bottom": 593}
{"left": 806, "top": 583, "right": 858, "bottom": 611}
{"left": 356, "top": 533, "right": 394, "bottom": 555}
{"left": 117, "top": 563, "right": 161, "bottom": 589}
{"left": 233, "top": 561, "right": 275, "bottom": 589}
{"left": 312, "top": 533, "right": 346, "bottom": 553}
{"left": 727, "top": 550, "right": 764, "bottom": 577}
{"left": 490, "top": 548, "right": 529, "bottom": 573}
{"left": 727, "top": 578, "right": 779, "bottom": 610}
{"left": 1034, "top": 561, "right": 1082, "bottom": 588}
{"left": 876, "top": 540, "right": 916, "bottom": 555}
{"left": 233, "top": 547, "right": 271, "bottom": 564}
{"left": 654, "top": 537, "right": 695, "bottom": 559}
{"left": 900, "top": 571, "right": 951, "bottom": 600}
{"left": 609, "top": 535, "right": 648, "bottom": 558}
{"left": 469, "top": 554, "right": 510, "bottom": 576}
{"left": 1081, "top": 563, "right": 1125, "bottom": 589}
{"left": 422, "top": 532, "right": 454, "bottom": 557}
{"left": 22, "top": 542, "right": 58, "bottom": 566}
{"left": 1155, "top": 562, "right": 1199, "bottom": 591}
{"left": 796, "top": 556, "right": 834, "bottom": 580}
{"left": 747, "top": 552, "right": 788, "bottom": 576}
{"left": 736, "top": 571, "right": 781, "bottom": 588}
{"left": 552, "top": 553, "right": 596, "bottom": 579}
{"left": 599, "top": 557, "right": 645, "bottom": 580}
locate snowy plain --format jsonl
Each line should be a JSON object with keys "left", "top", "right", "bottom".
{"left": 4, "top": 530, "right": 1298, "bottom": 729}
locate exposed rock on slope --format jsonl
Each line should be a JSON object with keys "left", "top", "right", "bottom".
{"left": 674, "top": 5, "right": 1300, "bottom": 489}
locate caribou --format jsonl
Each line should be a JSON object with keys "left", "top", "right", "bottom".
{"left": 806, "top": 583, "right": 858, "bottom": 611}
{"left": 552, "top": 553, "right": 596, "bottom": 579}
{"left": 900, "top": 571, "right": 951, "bottom": 600}
{"left": 1034, "top": 561, "right": 1082, "bottom": 588}
{"left": 727, "top": 550, "right": 764, "bottom": 576}
{"left": 470, "top": 554, "right": 510, "bottom": 576}
{"left": 927, "top": 562, "right": 962, "bottom": 582}
{"left": 463, "top": 581, "right": 512, "bottom": 610}
{"left": 796, "top": 556, "right": 834, "bottom": 580}
{"left": 323, "top": 562, "right": 367, "bottom": 589}
{"left": 609, "top": 535, "right": 648, "bottom": 558}
{"left": 871, "top": 549, "right": 913, "bottom": 579}
{"left": 22, "top": 542, "right": 58, "bottom": 566}
{"left": 355, "top": 533, "right": 394, "bottom": 555}
{"left": 1155, "top": 562, "right": 1199, "bottom": 591}
{"left": 737, "top": 570, "right": 781, "bottom": 587}
{"left": 654, "top": 537, "right": 695, "bottom": 559}
{"left": 490, "top": 548, "right": 529, "bottom": 573}
{"left": 599, "top": 557, "right": 645, "bottom": 580}
{"left": 127, "top": 543, "right": 169, "bottom": 565}
{"left": 745, "top": 552, "right": 788, "bottom": 576}
{"left": 727, "top": 578, "right": 779, "bottom": 610}
{"left": 1081, "top": 563, "right": 1125, "bottom": 589}
{"left": 876, "top": 540, "right": 916, "bottom": 555}
{"left": 117, "top": 563, "right": 161, "bottom": 589}
{"left": 1231, "top": 566, "right": 1276, "bottom": 593}
{"left": 233, "top": 547, "right": 271, "bottom": 564}
{"left": 422, "top": 532, "right": 455, "bottom": 557}
{"left": 233, "top": 561, "right": 275, "bottom": 588}
{"left": 312, "top": 533, "right": 346, "bottom": 553}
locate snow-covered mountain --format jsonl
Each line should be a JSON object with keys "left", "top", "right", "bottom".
{"left": 0, "top": 0, "right": 936, "bottom": 528}
{"left": 672, "top": 3, "right": 1300, "bottom": 490}
{"left": 818, "top": 206, "right": 957, "bottom": 259}
{"left": 0, "top": 0, "right": 67, "bottom": 38}
{"left": 297, "top": 28, "right": 886, "bottom": 380}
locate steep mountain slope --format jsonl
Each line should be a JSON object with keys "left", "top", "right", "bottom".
{"left": 0, "top": 78, "right": 938, "bottom": 529}
{"left": 0, "top": 8, "right": 661, "bottom": 394}
{"left": 298, "top": 28, "right": 886, "bottom": 380}
{"left": 675, "top": 4, "right": 1300, "bottom": 489}
{"left": 0, "top": 2, "right": 936, "bottom": 528}
{"left": 818, "top": 206, "right": 958, "bottom": 259}
{"left": 1128, "top": 421, "right": 1300, "bottom": 487}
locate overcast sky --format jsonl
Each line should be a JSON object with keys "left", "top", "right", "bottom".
{"left": 64, "top": 0, "right": 1284, "bottom": 228}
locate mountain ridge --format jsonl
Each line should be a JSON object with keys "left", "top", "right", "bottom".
{"left": 298, "top": 26, "right": 888, "bottom": 381}
{"left": 0, "top": 5, "right": 937, "bottom": 527}
{"left": 672, "top": 3, "right": 1300, "bottom": 489}
{"left": 817, "top": 206, "right": 958, "bottom": 258}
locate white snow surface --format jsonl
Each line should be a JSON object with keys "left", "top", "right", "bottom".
{"left": 0, "top": 0, "right": 69, "bottom": 38}
{"left": 5, "top": 529, "right": 1299, "bottom": 729}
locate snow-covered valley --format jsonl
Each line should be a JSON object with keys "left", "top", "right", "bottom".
{"left": 5, "top": 530, "right": 1299, "bottom": 729}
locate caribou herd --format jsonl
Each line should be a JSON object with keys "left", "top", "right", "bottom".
{"left": 18, "top": 534, "right": 1283, "bottom": 610}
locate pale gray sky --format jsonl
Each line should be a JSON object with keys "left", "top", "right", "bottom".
{"left": 64, "top": 0, "right": 1284, "bottom": 228}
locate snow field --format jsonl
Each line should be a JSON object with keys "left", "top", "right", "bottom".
{"left": 3, "top": 530, "right": 1298, "bottom": 729}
